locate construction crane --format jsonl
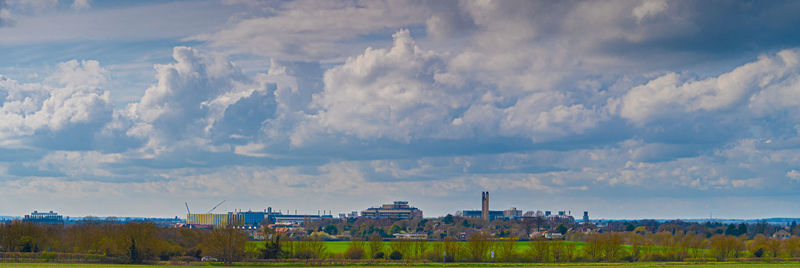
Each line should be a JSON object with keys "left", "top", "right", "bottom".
{"left": 207, "top": 200, "right": 226, "bottom": 213}
{"left": 185, "top": 202, "right": 191, "bottom": 214}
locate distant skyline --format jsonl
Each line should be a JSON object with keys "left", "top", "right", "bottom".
{"left": 2, "top": 0, "right": 800, "bottom": 220}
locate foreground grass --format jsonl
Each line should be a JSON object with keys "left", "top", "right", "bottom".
{"left": 3, "top": 262, "right": 800, "bottom": 268}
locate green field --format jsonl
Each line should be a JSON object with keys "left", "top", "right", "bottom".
{"left": 246, "top": 241, "right": 590, "bottom": 254}
{"left": 2, "top": 262, "right": 800, "bottom": 267}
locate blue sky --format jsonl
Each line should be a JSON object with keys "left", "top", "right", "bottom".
{"left": 2, "top": 0, "right": 800, "bottom": 219}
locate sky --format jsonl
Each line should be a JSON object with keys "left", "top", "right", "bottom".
{"left": 1, "top": 0, "right": 800, "bottom": 220}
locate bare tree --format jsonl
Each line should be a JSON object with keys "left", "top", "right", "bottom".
{"left": 202, "top": 227, "right": 247, "bottom": 264}
{"left": 466, "top": 232, "right": 491, "bottom": 262}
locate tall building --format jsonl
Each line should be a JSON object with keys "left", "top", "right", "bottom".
{"left": 583, "top": 211, "right": 589, "bottom": 222}
{"left": 361, "top": 201, "right": 423, "bottom": 220}
{"left": 481, "top": 191, "right": 489, "bottom": 221}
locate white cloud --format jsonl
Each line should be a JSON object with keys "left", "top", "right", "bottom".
{"left": 189, "top": 0, "right": 431, "bottom": 61}
{"left": 303, "top": 29, "right": 465, "bottom": 143}
{"left": 788, "top": 170, "right": 800, "bottom": 182}
{"left": 633, "top": 0, "right": 668, "bottom": 22}
{"left": 0, "top": 60, "right": 111, "bottom": 144}
{"left": 122, "top": 46, "right": 277, "bottom": 154}
{"left": 71, "top": 0, "right": 90, "bottom": 10}
{"left": 620, "top": 49, "right": 800, "bottom": 124}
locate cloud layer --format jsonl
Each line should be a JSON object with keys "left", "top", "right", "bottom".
{"left": 2, "top": 0, "right": 800, "bottom": 218}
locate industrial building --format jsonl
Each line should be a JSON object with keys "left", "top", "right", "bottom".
{"left": 23, "top": 210, "right": 63, "bottom": 224}
{"left": 361, "top": 201, "right": 423, "bottom": 219}
{"left": 186, "top": 213, "right": 244, "bottom": 228}
{"left": 271, "top": 214, "right": 333, "bottom": 225}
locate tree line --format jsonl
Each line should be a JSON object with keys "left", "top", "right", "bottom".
{"left": 0, "top": 221, "right": 246, "bottom": 264}
{"left": 3, "top": 218, "right": 800, "bottom": 264}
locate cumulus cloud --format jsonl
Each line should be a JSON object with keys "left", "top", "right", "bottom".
{"left": 619, "top": 49, "right": 800, "bottom": 124}
{"left": 305, "top": 30, "right": 461, "bottom": 143}
{"left": 0, "top": 60, "right": 112, "bottom": 148}
{"left": 122, "top": 47, "right": 277, "bottom": 154}
{"left": 299, "top": 29, "right": 607, "bottom": 145}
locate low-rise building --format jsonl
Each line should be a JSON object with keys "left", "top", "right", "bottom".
{"left": 461, "top": 210, "right": 504, "bottom": 221}
{"left": 186, "top": 213, "right": 245, "bottom": 227}
{"left": 393, "top": 232, "right": 428, "bottom": 240}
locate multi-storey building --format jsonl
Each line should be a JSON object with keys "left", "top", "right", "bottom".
{"left": 23, "top": 211, "right": 63, "bottom": 224}
{"left": 361, "top": 201, "right": 423, "bottom": 220}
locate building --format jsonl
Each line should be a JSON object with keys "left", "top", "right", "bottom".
{"left": 361, "top": 201, "right": 423, "bottom": 220}
{"left": 393, "top": 233, "right": 428, "bottom": 240}
{"left": 238, "top": 210, "right": 268, "bottom": 226}
{"left": 462, "top": 210, "right": 504, "bottom": 221}
{"left": 583, "top": 211, "right": 589, "bottom": 222}
{"left": 270, "top": 214, "right": 332, "bottom": 225}
{"left": 481, "top": 191, "right": 489, "bottom": 221}
{"left": 504, "top": 207, "right": 522, "bottom": 219}
{"left": 462, "top": 192, "right": 519, "bottom": 221}
{"left": 23, "top": 211, "right": 63, "bottom": 224}
{"left": 186, "top": 213, "right": 245, "bottom": 227}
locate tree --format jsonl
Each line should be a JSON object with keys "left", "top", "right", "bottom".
{"left": 556, "top": 224, "right": 568, "bottom": 235}
{"left": 261, "top": 226, "right": 283, "bottom": 259}
{"left": 528, "top": 237, "right": 551, "bottom": 262}
{"left": 344, "top": 238, "right": 366, "bottom": 259}
{"left": 323, "top": 224, "right": 338, "bottom": 236}
{"left": 128, "top": 238, "right": 141, "bottom": 264}
{"left": 709, "top": 234, "right": 743, "bottom": 261}
{"left": 724, "top": 224, "right": 738, "bottom": 236}
{"left": 389, "top": 223, "right": 403, "bottom": 235}
{"left": 738, "top": 223, "right": 748, "bottom": 237}
{"left": 466, "top": 232, "right": 491, "bottom": 262}
{"left": 495, "top": 238, "right": 517, "bottom": 262}
{"left": 202, "top": 227, "right": 248, "bottom": 264}
{"left": 443, "top": 214, "right": 454, "bottom": 225}
{"left": 368, "top": 233, "right": 384, "bottom": 258}
{"left": 625, "top": 223, "right": 635, "bottom": 232}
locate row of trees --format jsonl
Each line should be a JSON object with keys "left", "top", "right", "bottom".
{"left": 0, "top": 221, "right": 248, "bottom": 264}
{"left": 4, "top": 220, "right": 800, "bottom": 264}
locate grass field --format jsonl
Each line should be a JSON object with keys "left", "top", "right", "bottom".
{"left": 245, "top": 241, "right": 591, "bottom": 254}
{"left": 1, "top": 262, "right": 800, "bottom": 267}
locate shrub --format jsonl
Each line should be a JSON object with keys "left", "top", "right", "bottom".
{"left": 168, "top": 256, "right": 197, "bottom": 265}
{"left": 373, "top": 252, "right": 385, "bottom": 259}
{"left": 344, "top": 247, "right": 365, "bottom": 259}
{"left": 389, "top": 250, "right": 403, "bottom": 260}
{"left": 294, "top": 248, "right": 316, "bottom": 259}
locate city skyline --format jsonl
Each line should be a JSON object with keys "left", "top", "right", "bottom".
{"left": 2, "top": 0, "right": 800, "bottom": 219}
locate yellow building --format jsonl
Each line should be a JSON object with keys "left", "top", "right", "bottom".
{"left": 186, "top": 213, "right": 244, "bottom": 227}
